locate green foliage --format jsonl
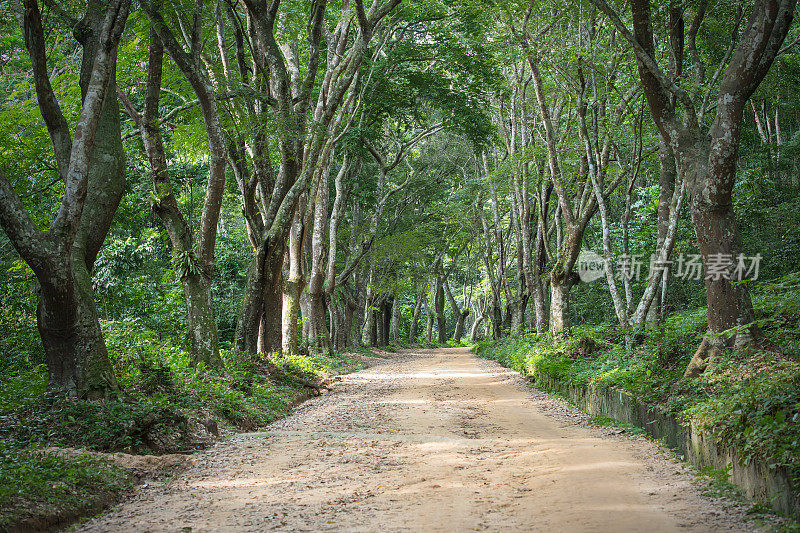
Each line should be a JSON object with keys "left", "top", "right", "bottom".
{"left": 5, "top": 395, "right": 190, "bottom": 453}
{"left": 0, "top": 260, "right": 44, "bottom": 371}
{"left": 173, "top": 248, "right": 203, "bottom": 280}
{"left": 0, "top": 365, "right": 47, "bottom": 415}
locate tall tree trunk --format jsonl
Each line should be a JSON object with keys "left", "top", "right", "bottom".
{"left": 144, "top": 5, "right": 231, "bottom": 367}
{"left": 434, "top": 276, "right": 446, "bottom": 344}
{"left": 647, "top": 2, "right": 683, "bottom": 326}
{"left": 549, "top": 274, "right": 573, "bottom": 334}
{"left": 425, "top": 292, "right": 434, "bottom": 343}
{"left": 379, "top": 298, "right": 391, "bottom": 346}
{"left": 650, "top": 139, "right": 677, "bottom": 325}
{"left": 120, "top": 32, "right": 222, "bottom": 367}
{"left": 532, "top": 183, "right": 551, "bottom": 333}
{"left": 549, "top": 235, "right": 581, "bottom": 336}
{"left": 353, "top": 272, "right": 366, "bottom": 347}
{"left": 308, "top": 167, "right": 332, "bottom": 354}
{"left": 529, "top": 59, "right": 598, "bottom": 336}
{"left": 510, "top": 296, "right": 527, "bottom": 334}
{"left": 64, "top": 2, "right": 128, "bottom": 393}
{"left": 444, "top": 278, "right": 469, "bottom": 342}
{"left": 361, "top": 265, "right": 377, "bottom": 346}
{"left": 237, "top": 240, "right": 285, "bottom": 355}
{"left": 491, "top": 303, "right": 503, "bottom": 340}
{"left": 390, "top": 296, "right": 400, "bottom": 343}
{"left": 343, "top": 292, "right": 358, "bottom": 348}
{"left": 470, "top": 300, "right": 488, "bottom": 342}
{"left": 531, "top": 280, "right": 548, "bottom": 334}
{"left": 300, "top": 291, "right": 311, "bottom": 341}
{"left": 375, "top": 303, "right": 385, "bottom": 346}
{"left": 684, "top": 143, "right": 758, "bottom": 377}
{"left": 370, "top": 307, "right": 379, "bottom": 346}
{"left": 282, "top": 211, "right": 304, "bottom": 354}
{"left": 259, "top": 252, "right": 284, "bottom": 354}
{"left": 328, "top": 296, "right": 341, "bottom": 350}
{"left": 408, "top": 291, "right": 424, "bottom": 344}
{"left": 236, "top": 246, "right": 267, "bottom": 354}
{"left": 453, "top": 311, "right": 467, "bottom": 343}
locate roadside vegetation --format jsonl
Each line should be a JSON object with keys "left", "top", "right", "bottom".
{"left": 0, "top": 322, "right": 367, "bottom": 530}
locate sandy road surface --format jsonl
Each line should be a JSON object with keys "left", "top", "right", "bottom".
{"left": 78, "top": 347, "right": 757, "bottom": 532}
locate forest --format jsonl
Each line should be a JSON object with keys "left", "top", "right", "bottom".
{"left": 1, "top": 0, "right": 800, "bottom": 529}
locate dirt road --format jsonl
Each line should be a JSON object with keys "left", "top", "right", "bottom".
{"left": 79, "top": 347, "right": 756, "bottom": 532}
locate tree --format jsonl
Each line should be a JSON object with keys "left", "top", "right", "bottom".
{"left": 0, "top": 0, "right": 130, "bottom": 395}
{"left": 590, "top": 0, "right": 797, "bottom": 376}
{"left": 118, "top": 18, "right": 225, "bottom": 368}
{"left": 232, "top": 0, "right": 401, "bottom": 354}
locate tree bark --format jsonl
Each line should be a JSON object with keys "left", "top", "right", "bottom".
{"left": 258, "top": 253, "right": 285, "bottom": 354}
{"left": 469, "top": 298, "right": 489, "bottom": 342}
{"left": 143, "top": 3, "right": 230, "bottom": 367}
{"left": 434, "top": 275, "right": 446, "bottom": 344}
{"left": 408, "top": 291, "right": 424, "bottom": 344}
{"left": 361, "top": 265, "right": 377, "bottom": 346}
{"left": 648, "top": 139, "right": 677, "bottom": 325}
{"left": 282, "top": 210, "right": 305, "bottom": 354}
{"left": 390, "top": 296, "right": 400, "bottom": 343}
{"left": 549, "top": 275, "right": 573, "bottom": 334}
{"left": 379, "top": 298, "right": 391, "bottom": 346}
{"left": 68, "top": 0, "right": 128, "bottom": 391}
{"left": 236, "top": 240, "right": 285, "bottom": 354}
{"left": 444, "top": 278, "right": 468, "bottom": 342}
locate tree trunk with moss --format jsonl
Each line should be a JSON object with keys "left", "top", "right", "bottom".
{"left": 283, "top": 211, "right": 305, "bottom": 354}
{"left": 142, "top": 4, "right": 233, "bottom": 367}
{"left": 120, "top": 31, "right": 222, "bottom": 368}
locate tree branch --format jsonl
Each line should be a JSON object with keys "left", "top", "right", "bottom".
{"left": 589, "top": 0, "right": 697, "bottom": 131}
{"left": 355, "top": 0, "right": 371, "bottom": 39}
{"left": 22, "top": 0, "right": 72, "bottom": 180}
{"left": 0, "top": 168, "right": 48, "bottom": 269}
{"left": 51, "top": 0, "right": 131, "bottom": 241}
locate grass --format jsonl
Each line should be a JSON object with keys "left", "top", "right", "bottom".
{"left": 1, "top": 350, "right": 363, "bottom": 454}
{"left": 476, "top": 272, "right": 800, "bottom": 488}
